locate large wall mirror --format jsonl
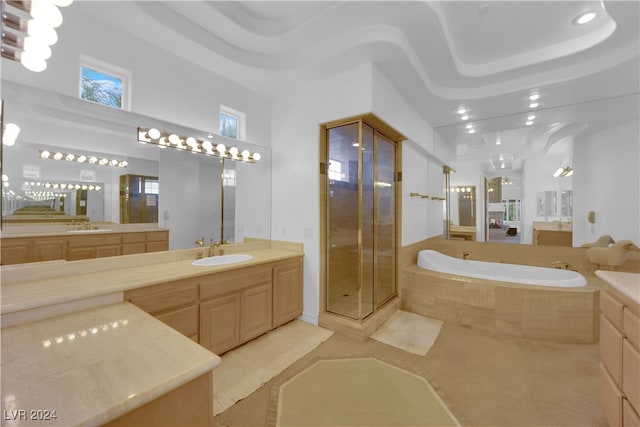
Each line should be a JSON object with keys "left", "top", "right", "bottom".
{"left": 1, "top": 81, "right": 272, "bottom": 250}
{"left": 436, "top": 93, "right": 639, "bottom": 247}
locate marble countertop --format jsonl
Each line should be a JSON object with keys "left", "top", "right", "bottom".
{"left": 596, "top": 270, "right": 640, "bottom": 304}
{"left": 1, "top": 302, "right": 221, "bottom": 427}
{"left": 1, "top": 247, "right": 303, "bottom": 316}
{"left": 1, "top": 224, "right": 168, "bottom": 238}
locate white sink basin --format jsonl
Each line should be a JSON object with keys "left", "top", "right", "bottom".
{"left": 192, "top": 254, "right": 253, "bottom": 266}
{"left": 67, "top": 229, "right": 113, "bottom": 233}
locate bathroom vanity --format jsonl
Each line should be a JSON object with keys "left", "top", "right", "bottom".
{"left": 597, "top": 270, "right": 640, "bottom": 427}
{"left": 0, "top": 239, "right": 303, "bottom": 426}
{"left": 1, "top": 225, "right": 169, "bottom": 265}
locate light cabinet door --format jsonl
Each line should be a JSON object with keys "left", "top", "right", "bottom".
{"left": 273, "top": 259, "right": 303, "bottom": 328}
{"left": 122, "top": 243, "right": 147, "bottom": 255}
{"left": 66, "top": 247, "right": 96, "bottom": 261}
{"left": 1, "top": 239, "right": 31, "bottom": 265}
{"left": 601, "top": 314, "right": 623, "bottom": 385}
{"left": 624, "top": 308, "right": 640, "bottom": 351}
{"left": 156, "top": 304, "right": 199, "bottom": 340}
{"left": 200, "top": 293, "right": 241, "bottom": 354}
{"left": 33, "top": 238, "right": 65, "bottom": 262}
{"left": 96, "top": 245, "right": 121, "bottom": 258}
{"left": 601, "top": 362, "right": 623, "bottom": 427}
{"left": 241, "top": 283, "right": 273, "bottom": 342}
{"left": 623, "top": 339, "right": 640, "bottom": 414}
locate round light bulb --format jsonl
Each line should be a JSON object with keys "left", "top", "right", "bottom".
{"left": 53, "top": 152, "right": 63, "bottom": 160}
{"left": 110, "top": 159, "right": 118, "bottom": 166}
{"left": 185, "top": 136, "right": 197, "bottom": 148}
{"left": 65, "top": 153, "right": 75, "bottom": 161}
{"left": 23, "top": 37, "right": 52, "bottom": 60}
{"left": 202, "top": 140, "right": 213, "bottom": 151}
{"left": 216, "top": 143, "right": 226, "bottom": 154}
{"left": 99, "top": 158, "right": 108, "bottom": 165}
{"left": 88, "top": 156, "right": 97, "bottom": 164}
{"left": 77, "top": 155, "right": 86, "bottom": 162}
{"left": 52, "top": 0, "right": 74, "bottom": 7}
{"left": 27, "top": 20, "right": 58, "bottom": 46}
{"left": 148, "top": 128, "right": 161, "bottom": 140}
{"left": 1, "top": 174, "right": 7, "bottom": 182}
{"left": 119, "top": 161, "right": 128, "bottom": 167}
{"left": 168, "top": 134, "right": 181, "bottom": 145}
{"left": 30, "top": 0, "right": 63, "bottom": 28}
{"left": 40, "top": 150, "right": 50, "bottom": 159}
{"left": 241, "top": 149, "right": 250, "bottom": 159}
{"left": 95, "top": 186, "right": 101, "bottom": 191}
{"left": 229, "top": 146, "right": 239, "bottom": 156}
{"left": 20, "top": 51, "right": 47, "bottom": 72}
{"left": 252, "top": 152, "right": 261, "bottom": 161}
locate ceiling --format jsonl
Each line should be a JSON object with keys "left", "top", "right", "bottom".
{"left": 67, "top": 1, "right": 640, "bottom": 173}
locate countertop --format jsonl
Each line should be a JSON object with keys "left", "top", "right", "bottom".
{"left": 1, "top": 302, "right": 221, "bottom": 427}
{"left": 1, "top": 246, "right": 303, "bottom": 316}
{"left": 596, "top": 270, "right": 640, "bottom": 305}
{"left": 1, "top": 224, "right": 168, "bottom": 238}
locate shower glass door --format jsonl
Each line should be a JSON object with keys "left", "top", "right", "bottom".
{"left": 325, "top": 120, "right": 397, "bottom": 320}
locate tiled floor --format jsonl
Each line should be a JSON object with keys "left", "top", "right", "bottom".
{"left": 213, "top": 320, "right": 606, "bottom": 426}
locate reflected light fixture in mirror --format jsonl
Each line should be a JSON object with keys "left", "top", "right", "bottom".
{"left": 553, "top": 166, "right": 573, "bottom": 177}
{"left": 138, "top": 127, "right": 261, "bottom": 163}
{"left": 38, "top": 149, "right": 128, "bottom": 168}
{"left": 2, "top": 123, "right": 21, "bottom": 146}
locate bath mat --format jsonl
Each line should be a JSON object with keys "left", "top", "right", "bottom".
{"left": 213, "top": 320, "right": 333, "bottom": 416}
{"left": 276, "top": 357, "right": 460, "bottom": 426}
{"left": 370, "top": 310, "right": 443, "bottom": 355}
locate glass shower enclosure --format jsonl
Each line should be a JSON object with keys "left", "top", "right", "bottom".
{"left": 322, "top": 117, "right": 400, "bottom": 321}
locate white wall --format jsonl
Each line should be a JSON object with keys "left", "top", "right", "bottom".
{"left": 573, "top": 120, "right": 640, "bottom": 246}
{"left": 271, "top": 64, "right": 446, "bottom": 323}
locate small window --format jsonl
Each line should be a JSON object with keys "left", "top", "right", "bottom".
{"left": 79, "top": 55, "right": 131, "bottom": 110}
{"left": 328, "top": 159, "right": 345, "bottom": 182}
{"left": 219, "top": 105, "right": 246, "bottom": 140}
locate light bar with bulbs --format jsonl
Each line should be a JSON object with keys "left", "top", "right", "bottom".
{"left": 38, "top": 149, "right": 128, "bottom": 168}
{"left": 23, "top": 180, "right": 102, "bottom": 191}
{"left": 1, "top": 0, "right": 74, "bottom": 72}
{"left": 137, "top": 127, "right": 261, "bottom": 163}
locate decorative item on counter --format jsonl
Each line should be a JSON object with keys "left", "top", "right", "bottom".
{"left": 585, "top": 240, "right": 640, "bottom": 269}
{"left": 580, "top": 235, "right": 615, "bottom": 248}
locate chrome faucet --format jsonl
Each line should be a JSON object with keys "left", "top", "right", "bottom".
{"left": 550, "top": 260, "right": 575, "bottom": 271}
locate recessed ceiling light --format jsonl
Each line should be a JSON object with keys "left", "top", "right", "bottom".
{"left": 528, "top": 115, "right": 536, "bottom": 120}
{"left": 529, "top": 94, "right": 540, "bottom": 101}
{"left": 574, "top": 11, "right": 596, "bottom": 25}
{"left": 457, "top": 107, "right": 466, "bottom": 115}
{"left": 496, "top": 140, "right": 501, "bottom": 145}
{"left": 468, "top": 129, "right": 475, "bottom": 134}
{"left": 529, "top": 102, "right": 539, "bottom": 109}
{"left": 461, "top": 114, "right": 469, "bottom": 121}
{"left": 526, "top": 121, "right": 534, "bottom": 126}
{"left": 465, "top": 123, "right": 473, "bottom": 129}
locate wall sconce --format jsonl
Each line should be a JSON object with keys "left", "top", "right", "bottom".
{"left": 38, "top": 149, "right": 128, "bottom": 168}
{"left": 1, "top": 0, "right": 73, "bottom": 72}
{"left": 138, "top": 127, "right": 261, "bottom": 163}
{"left": 553, "top": 166, "right": 573, "bottom": 178}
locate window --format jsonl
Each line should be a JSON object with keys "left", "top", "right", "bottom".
{"left": 219, "top": 105, "right": 246, "bottom": 140}
{"left": 502, "top": 199, "right": 521, "bottom": 222}
{"left": 328, "top": 159, "right": 346, "bottom": 182}
{"left": 79, "top": 56, "right": 131, "bottom": 110}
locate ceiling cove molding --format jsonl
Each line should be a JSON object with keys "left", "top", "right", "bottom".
{"left": 426, "top": 2, "right": 617, "bottom": 78}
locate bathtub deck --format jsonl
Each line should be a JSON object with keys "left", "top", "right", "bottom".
{"left": 401, "top": 265, "right": 599, "bottom": 344}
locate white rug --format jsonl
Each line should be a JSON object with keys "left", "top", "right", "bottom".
{"left": 213, "top": 320, "right": 333, "bottom": 416}
{"left": 370, "top": 311, "right": 443, "bottom": 356}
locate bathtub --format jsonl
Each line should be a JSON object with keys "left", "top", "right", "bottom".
{"left": 402, "top": 249, "right": 598, "bottom": 343}
{"left": 417, "top": 249, "right": 586, "bottom": 288}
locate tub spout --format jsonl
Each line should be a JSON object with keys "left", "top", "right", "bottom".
{"left": 463, "top": 252, "right": 469, "bottom": 260}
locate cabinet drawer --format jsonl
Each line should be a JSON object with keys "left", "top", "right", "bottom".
{"left": 122, "top": 243, "right": 147, "bottom": 255}
{"left": 624, "top": 399, "right": 640, "bottom": 427}
{"left": 602, "top": 290, "right": 625, "bottom": 329}
{"left": 156, "top": 305, "right": 199, "bottom": 338}
{"left": 602, "top": 314, "right": 624, "bottom": 385}
{"left": 625, "top": 308, "right": 640, "bottom": 351}
{"left": 200, "top": 267, "right": 271, "bottom": 300}
{"left": 126, "top": 281, "right": 199, "bottom": 315}
{"left": 147, "top": 231, "right": 169, "bottom": 242}
{"left": 122, "top": 233, "right": 146, "bottom": 244}
{"left": 623, "top": 339, "right": 640, "bottom": 413}
{"left": 67, "top": 235, "right": 122, "bottom": 248}
{"left": 147, "top": 241, "right": 169, "bottom": 253}
{"left": 601, "top": 362, "right": 623, "bottom": 427}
